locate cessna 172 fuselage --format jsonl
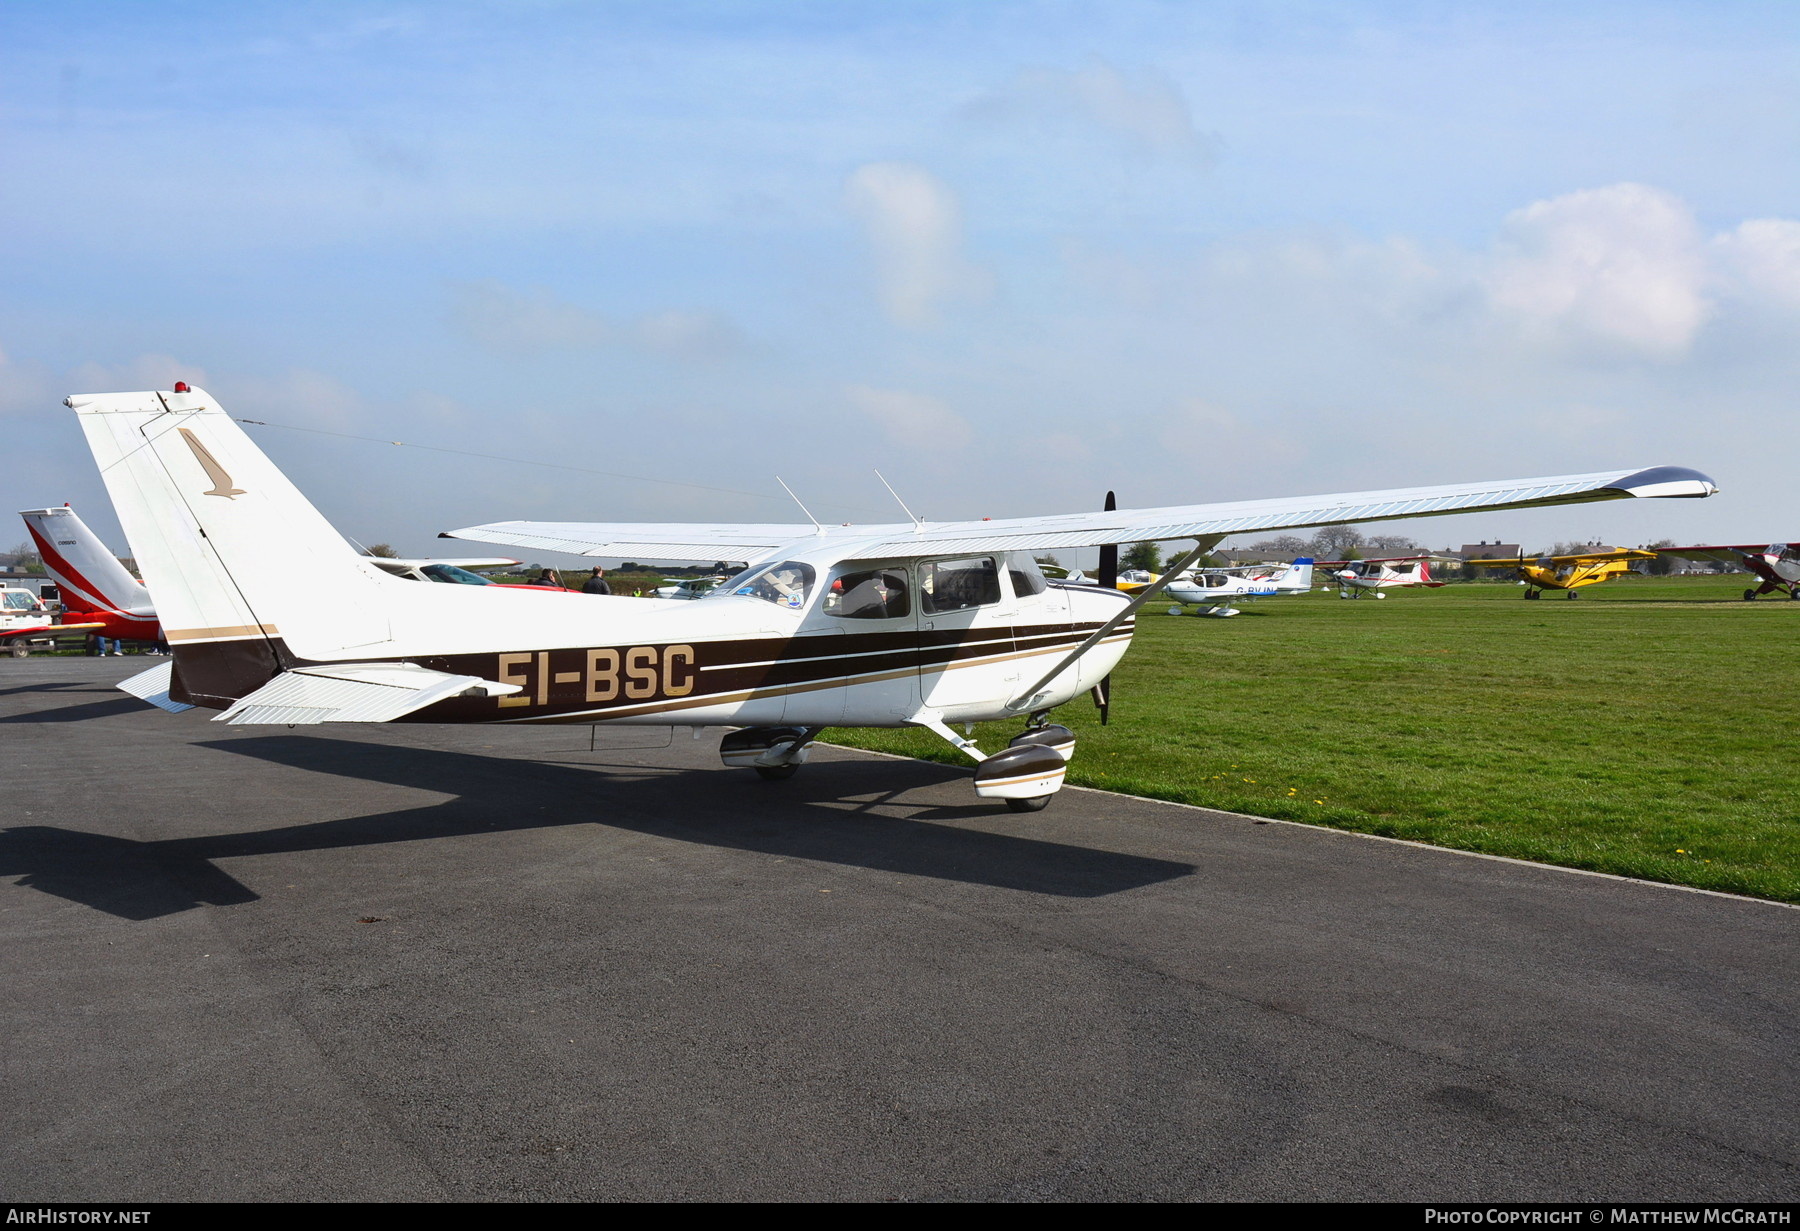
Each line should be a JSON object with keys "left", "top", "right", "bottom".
{"left": 71, "top": 384, "right": 1717, "bottom": 812}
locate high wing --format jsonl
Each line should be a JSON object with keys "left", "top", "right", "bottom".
{"left": 1468, "top": 549, "right": 1656, "bottom": 567}
{"left": 440, "top": 521, "right": 827, "bottom": 562}
{"left": 1319, "top": 553, "right": 1461, "bottom": 565}
{"left": 1651, "top": 543, "right": 1799, "bottom": 566}
{"left": 443, "top": 466, "right": 1718, "bottom": 563}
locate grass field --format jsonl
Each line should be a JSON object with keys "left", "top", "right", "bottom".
{"left": 828, "top": 575, "right": 1800, "bottom": 904}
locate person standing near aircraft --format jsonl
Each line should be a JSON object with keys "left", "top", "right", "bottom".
{"left": 582, "top": 567, "right": 611, "bottom": 595}
{"left": 530, "top": 568, "right": 564, "bottom": 588}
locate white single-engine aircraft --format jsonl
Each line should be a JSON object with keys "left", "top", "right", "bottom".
{"left": 71, "top": 385, "right": 1716, "bottom": 812}
{"left": 1161, "top": 558, "right": 1315, "bottom": 617}
{"left": 1321, "top": 554, "right": 1456, "bottom": 598}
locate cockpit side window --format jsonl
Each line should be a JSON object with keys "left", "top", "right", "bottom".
{"left": 1007, "top": 554, "right": 1048, "bottom": 598}
{"left": 921, "top": 557, "right": 1000, "bottom": 614}
{"left": 3, "top": 591, "right": 39, "bottom": 610}
{"left": 824, "top": 567, "right": 910, "bottom": 619}
{"left": 720, "top": 560, "right": 816, "bottom": 610}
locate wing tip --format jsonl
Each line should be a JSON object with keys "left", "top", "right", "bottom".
{"left": 1605, "top": 466, "right": 1719, "bottom": 499}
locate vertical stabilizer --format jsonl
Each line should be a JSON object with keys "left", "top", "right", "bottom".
{"left": 67, "top": 387, "right": 403, "bottom": 703}
{"left": 1282, "top": 557, "right": 1314, "bottom": 591}
{"left": 20, "top": 505, "right": 158, "bottom": 637}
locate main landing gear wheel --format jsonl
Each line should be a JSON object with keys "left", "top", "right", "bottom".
{"left": 755, "top": 763, "right": 800, "bottom": 781}
{"left": 1745, "top": 589, "right": 1759, "bottom": 601}
{"left": 1005, "top": 795, "right": 1052, "bottom": 813}
{"left": 1567, "top": 591, "right": 1578, "bottom": 599}
{"left": 9, "top": 643, "right": 27, "bottom": 658}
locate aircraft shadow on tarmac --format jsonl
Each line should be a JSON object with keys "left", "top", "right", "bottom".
{"left": 0, "top": 695, "right": 161, "bottom": 723}
{"left": 0, "top": 735, "right": 1196, "bottom": 920}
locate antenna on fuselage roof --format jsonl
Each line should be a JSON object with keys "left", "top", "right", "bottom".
{"left": 776, "top": 477, "right": 827, "bottom": 535}
{"left": 873, "top": 469, "right": 924, "bottom": 531}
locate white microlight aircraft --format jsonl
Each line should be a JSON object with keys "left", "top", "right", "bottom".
{"left": 1161, "top": 558, "right": 1315, "bottom": 618}
{"left": 70, "top": 385, "right": 1716, "bottom": 813}
{"left": 1321, "top": 554, "right": 1455, "bottom": 598}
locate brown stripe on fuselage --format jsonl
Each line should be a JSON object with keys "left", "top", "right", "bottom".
{"left": 477, "top": 630, "right": 1136, "bottom": 726}
{"left": 158, "top": 619, "right": 1132, "bottom": 722}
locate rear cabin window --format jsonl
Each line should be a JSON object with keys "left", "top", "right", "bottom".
{"left": 824, "top": 568, "right": 910, "bottom": 620}
{"left": 922, "top": 557, "right": 1001, "bottom": 614}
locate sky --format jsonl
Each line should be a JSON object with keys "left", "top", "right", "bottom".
{"left": 4, "top": 0, "right": 1799, "bottom": 564}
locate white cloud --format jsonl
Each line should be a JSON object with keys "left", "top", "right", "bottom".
{"left": 634, "top": 309, "right": 746, "bottom": 360}
{"left": 845, "top": 384, "right": 971, "bottom": 450}
{"left": 450, "top": 281, "right": 614, "bottom": 351}
{"left": 1713, "top": 218, "right": 1800, "bottom": 308}
{"left": 66, "top": 354, "right": 215, "bottom": 398}
{"left": 964, "top": 61, "right": 1220, "bottom": 167}
{"left": 844, "top": 162, "right": 987, "bottom": 328}
{"left": 448, "top": 281, "right": 746, "bottom": 359}
{"left": 1484, "top": 183, "right": 1713, "bottom": 359}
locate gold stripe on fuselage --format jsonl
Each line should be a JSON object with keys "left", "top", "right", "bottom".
{"left": 164, "top": 623, "right": 280, "bottom": 643}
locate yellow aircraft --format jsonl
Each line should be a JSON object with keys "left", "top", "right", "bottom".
{"left": 1465, "top": 548, "right": 1656, "bottom": 599}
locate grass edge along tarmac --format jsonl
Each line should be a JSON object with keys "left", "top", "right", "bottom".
{"left": 827, "top": 576, "right": 1800, "bottom": 905}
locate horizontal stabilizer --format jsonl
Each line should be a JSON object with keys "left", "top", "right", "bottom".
{"left": 215, "top": 662, "right": 521, "bottom": 725}
{"left": 117, "top": 661, "right": 195, "bottom": 714}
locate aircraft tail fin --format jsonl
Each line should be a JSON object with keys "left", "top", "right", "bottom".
{"left": 20, "top": 505, "right": 158, "bottom": 636}
{"left": 1284, "top": 557, "right": 1314, "bottom": 590}
{"left": 67, "top": 386, "right": 404, "bottom": 705}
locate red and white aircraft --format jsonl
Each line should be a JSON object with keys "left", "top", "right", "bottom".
{"left": 70, "top": 383, "right": 1716, "bottom": 812}
{"left": 1651, "top": 543, "right": 1800, "bottom": 601}
{"left": 20, "top": 505, "right": 161, "bottom": 642}
{"left": 22, "top": 503, "right": 532, "bottom": 648}
{"left": 1318, "top": 554, "right": 1455, "bottom": 599}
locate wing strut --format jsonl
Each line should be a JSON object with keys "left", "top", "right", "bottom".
{"left": 1006, "top": 536, "right": 1223, "bottom": 714}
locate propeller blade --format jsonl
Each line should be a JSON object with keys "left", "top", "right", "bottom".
{"left": 1098, "top": 490, "right": 1119, "bottom": 591}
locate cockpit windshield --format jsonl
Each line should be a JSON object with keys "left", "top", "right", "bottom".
{"left": 420, "top": 564, "right": 495, "bottom": 585}
{"left": 716, "top": 560, "right": 815, "bottom": 610}
{"left": 3, "top": 591, "right": 40, "bottom": 610}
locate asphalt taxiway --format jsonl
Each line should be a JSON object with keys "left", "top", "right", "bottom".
{"left": 2, "top": 658, "right": 1795, "bottom": 1201}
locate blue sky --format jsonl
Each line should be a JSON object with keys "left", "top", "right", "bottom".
{"left": 4, "top": 1, "right": 1798, "bottom": 560}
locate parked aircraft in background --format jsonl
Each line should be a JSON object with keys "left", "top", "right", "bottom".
{"left": 1317, "top": 555, "right": 1455, "bottom": 599}
{"left": 658, "top": 576, "right": 729, "bottom": 600}
{"left": 1465, "top": 548, "right": 1656, "bottom": 598}
{"left": 21, "top": 505, "right": 160, "bottom": 641}
{"left": 68, "top": 383, "right": 1716, "bottom": 812}
{"left": 23, "top": 504, "right": 528, "bottom": 647}
{"left": 1650, "top": 543, "right": 1800, "bottom": 601}
{"left": 1161, "top": 559, "right": 1315, "bottom": 617}
{"left": 369, "top": 557, "right": 523, "bottom": 584}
